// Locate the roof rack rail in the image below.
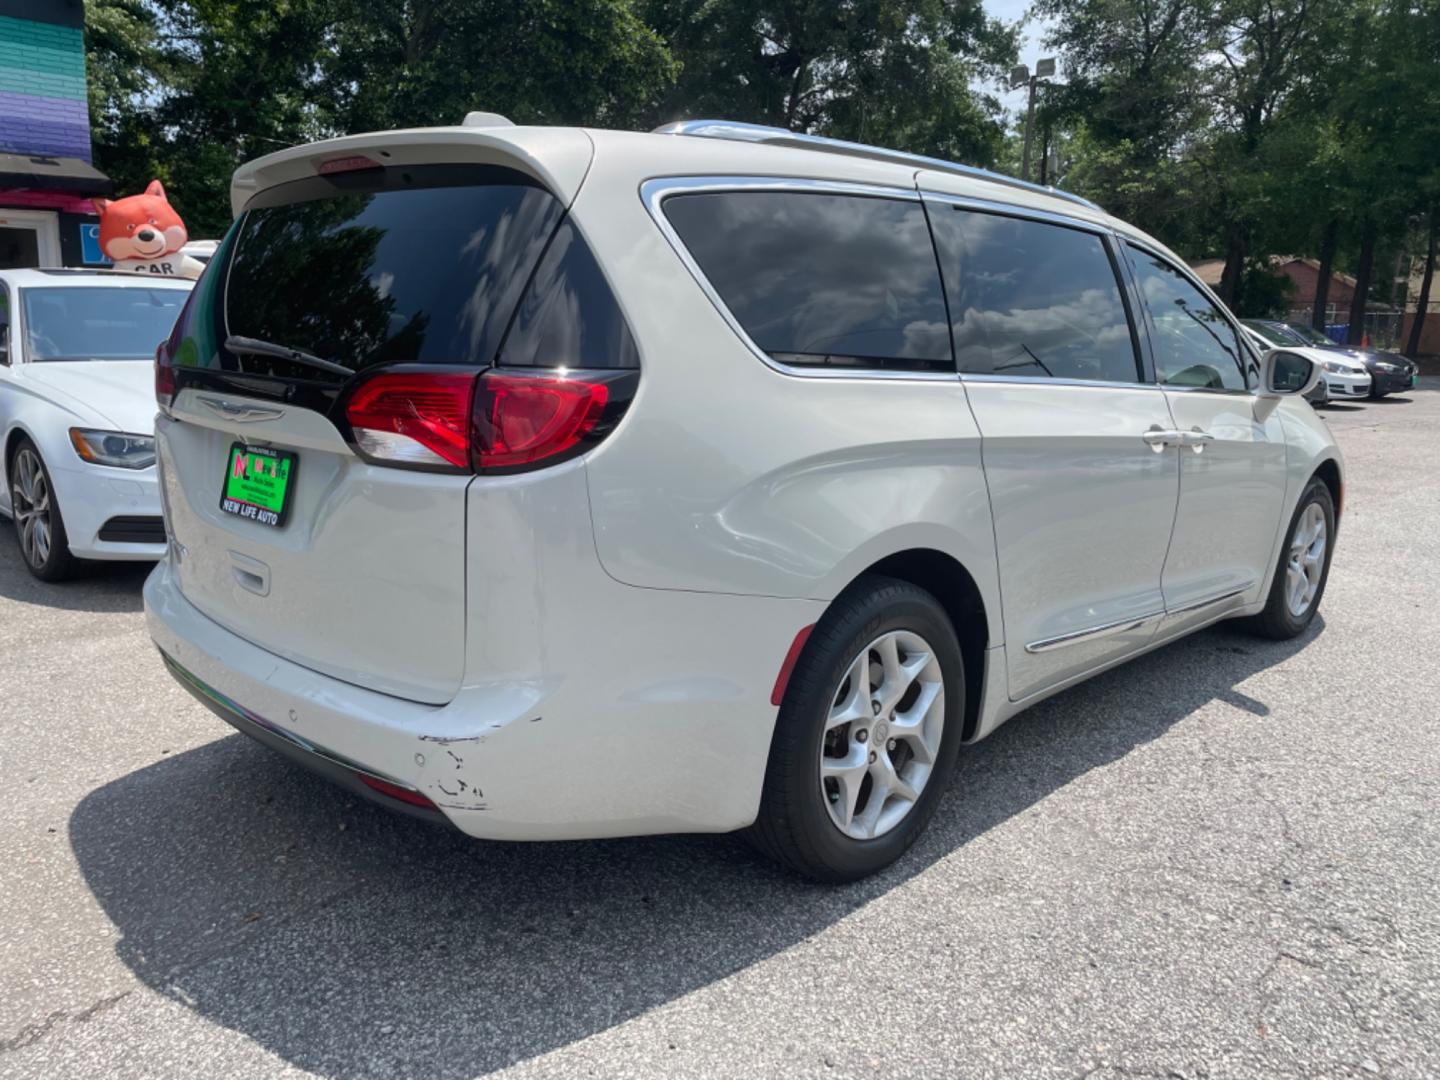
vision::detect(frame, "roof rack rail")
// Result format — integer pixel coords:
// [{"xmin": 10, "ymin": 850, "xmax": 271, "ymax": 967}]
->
[{"xmin": 652, "ymin": 119, "xmax": 1101, "ymax": 212}]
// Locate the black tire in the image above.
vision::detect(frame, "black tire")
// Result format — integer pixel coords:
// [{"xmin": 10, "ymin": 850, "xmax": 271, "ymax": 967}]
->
[
  {"xmin": 747, "ymin": 574, "xmax": 965, "ymax": 882},
  {"xmin": 7, "ymin": 438, "xmax": 79, "ymax": 582},
  {"xmin": 1240, "ymin": 477, "xmax": 1335, "ymax": 640}
]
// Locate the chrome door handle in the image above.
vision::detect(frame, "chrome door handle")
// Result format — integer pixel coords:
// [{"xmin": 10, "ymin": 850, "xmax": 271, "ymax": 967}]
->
[
  {"xmin": 1179, "ymin": 429, "xmax": 1214, "ymax": 453},
  {"xmin": 1142, "ymin": 426, "xmax": 1183, "ymax": 452}
]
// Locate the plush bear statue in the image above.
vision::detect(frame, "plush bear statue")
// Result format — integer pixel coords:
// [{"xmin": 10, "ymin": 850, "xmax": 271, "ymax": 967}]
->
[{"xmin": 93, "ymin": 180, "xmax": 205, "ymax": 279}]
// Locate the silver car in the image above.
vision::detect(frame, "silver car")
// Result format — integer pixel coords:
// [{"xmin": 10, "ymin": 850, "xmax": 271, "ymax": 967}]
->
[{"xmin": 145, "ymin": 117, "xmax": 1342, "ymax": 881}]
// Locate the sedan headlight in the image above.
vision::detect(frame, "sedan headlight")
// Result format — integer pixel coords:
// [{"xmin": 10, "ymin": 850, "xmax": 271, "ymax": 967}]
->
[
  {"xmin": 1374, "ymin": 361, "xmax": 1400, "ymax": 372},
  {"xmin": 68, "ymin": 429, "xmax": 156, "ymax": 469},
  {"xmin": 1322, "ymin": 360, "xmax": 1352, "ymax": 374}
]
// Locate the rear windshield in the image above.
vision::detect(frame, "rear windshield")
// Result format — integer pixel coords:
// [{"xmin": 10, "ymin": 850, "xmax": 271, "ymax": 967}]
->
[
  {"xmin": 222, "ymin": 164, "xmax": 563, "ymax": 373},
  {"xmin": 23, "ymin": 286, "xmax": 189, "ymax": 362}
]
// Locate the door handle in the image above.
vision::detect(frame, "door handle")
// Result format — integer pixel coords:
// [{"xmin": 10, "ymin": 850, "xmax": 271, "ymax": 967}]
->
[
  {"xmin": 1178, "ymin": 429, "xmax": 1214, "ymax": 453},
  {"xmin": 1142, "ymin": 426, "xmax": 1183, "ymax": 452}
]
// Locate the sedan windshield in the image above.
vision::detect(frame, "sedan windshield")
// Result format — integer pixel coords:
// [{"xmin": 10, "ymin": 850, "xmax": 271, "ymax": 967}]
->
[
  {"xmin": 1243, "ymin": 321, "xmax": 1305, "ymax": 347},
  {"xmin": 22, "ymin": 286, "xmax": 189, "ymax": 362},
  {"xmin": 1285, "ymin": 322, "xmax": 1335, "ymax": 347}
]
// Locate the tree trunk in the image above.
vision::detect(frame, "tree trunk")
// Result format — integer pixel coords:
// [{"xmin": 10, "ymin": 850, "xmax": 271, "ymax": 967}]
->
[
  {"xmin": 1218, "ymin": 223, "xmax": 1246, "ymax": 310},
  {"xmin": 1405, "ymin": 211, "xmax": 1437, "ymax": 358},
  {"xmin": 1312, "ymin": 218, "xmax": 1338, "ymax": 330},
  {"xmin": 1346, "ymin": 218, "xmax": 1378, "ymax": 346}
]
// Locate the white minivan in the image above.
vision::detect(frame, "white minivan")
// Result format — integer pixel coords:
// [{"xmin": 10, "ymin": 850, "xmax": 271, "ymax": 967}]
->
[{"xmin": 145, "ymin": 118, "xmax": 1341, "ymax": 880}]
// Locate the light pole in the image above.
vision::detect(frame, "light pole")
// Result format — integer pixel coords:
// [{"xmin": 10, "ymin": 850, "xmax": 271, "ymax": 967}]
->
[{"xmin": 1011, "ymin": 57, "xmax": 1056, "ymax": 184}]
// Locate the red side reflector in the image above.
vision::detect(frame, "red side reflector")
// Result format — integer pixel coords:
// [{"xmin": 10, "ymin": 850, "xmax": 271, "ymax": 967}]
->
[
  {"xmin": 473, "ymin": 371, "xmax": 609, "ymax": 470},
  {"xmin": 358, "ymin": 773, "xmax": 437, "ymax": 809},
  {"xmin": 345, "ymin": 372, "xmax": 477, "ymax": 469},
  {"xmin": 771, "ymin": 624, "xmax": 816, "ymax": 706}
]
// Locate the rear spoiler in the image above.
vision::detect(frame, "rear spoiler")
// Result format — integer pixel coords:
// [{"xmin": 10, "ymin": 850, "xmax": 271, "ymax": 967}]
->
[{"xmin": 229, "ymin": 126, "xmax": 595, "ymax": 217}]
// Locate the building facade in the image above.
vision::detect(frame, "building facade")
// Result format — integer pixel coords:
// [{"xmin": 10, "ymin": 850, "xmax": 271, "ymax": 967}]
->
[{"xmin": 0, "ymin": 0, "xmax": 112, "ymax": 269}]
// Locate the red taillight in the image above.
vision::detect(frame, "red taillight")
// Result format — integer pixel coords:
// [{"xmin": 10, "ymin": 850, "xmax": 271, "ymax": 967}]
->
[
  {"xmin": 358, "ymin": 773, "xmax": 437, "ymax": 809},
  {"xmin": 473, "ymin": 371, "xmax": 609, "ymax": 471},
  {"xmin": 345, "ymin": 372, "xmax": 477, "ymax": 469},
  {"xmin": 155, "ymin": 343, "xmax": 176, "ymax": 406}
]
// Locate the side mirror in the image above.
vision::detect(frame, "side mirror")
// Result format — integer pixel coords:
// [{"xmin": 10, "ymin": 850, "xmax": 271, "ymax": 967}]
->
[{"xmin": 1255, "ymin": 349, "xmax": 1321, "ymax": 418}]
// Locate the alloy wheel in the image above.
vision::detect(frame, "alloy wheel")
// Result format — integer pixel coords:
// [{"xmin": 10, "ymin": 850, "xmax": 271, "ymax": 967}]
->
[
  {"xmin": 11, "ymin": 448, "xmax": 53, "ymax": 570},
  {"xmin": 1285, "ymin": 501, "xmax": 1327, "ymax": 617},
  {"xmin": 820, "ymin": 629, "xmax": 945, "ymax": 840}
]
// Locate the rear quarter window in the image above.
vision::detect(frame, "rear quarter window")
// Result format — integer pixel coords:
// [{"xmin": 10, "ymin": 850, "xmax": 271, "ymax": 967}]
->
[{"xmin": 662, "ymin": 190, "xmax": 953, "ymax": 373}]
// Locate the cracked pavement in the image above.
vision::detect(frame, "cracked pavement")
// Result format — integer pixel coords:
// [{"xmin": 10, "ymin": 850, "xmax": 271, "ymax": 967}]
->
[{"xmin": 1, "ymin": 383, "xmax": 1438, "ymax": 1079}]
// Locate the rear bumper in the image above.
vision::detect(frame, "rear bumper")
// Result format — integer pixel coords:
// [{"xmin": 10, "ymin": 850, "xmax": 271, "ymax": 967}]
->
[
  {"xmin": 160, "ymin": 649, "xmax": 452, "ymax": 826},
  {"xmin": 145, "ymin": 551, "xmax": 823, "ymax": 840}
]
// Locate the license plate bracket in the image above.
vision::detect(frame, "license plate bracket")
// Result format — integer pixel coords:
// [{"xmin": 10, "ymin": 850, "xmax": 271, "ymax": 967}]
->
[{"xmin": 220, "ymin": 443, "xmax": 297, "ymax": 528}]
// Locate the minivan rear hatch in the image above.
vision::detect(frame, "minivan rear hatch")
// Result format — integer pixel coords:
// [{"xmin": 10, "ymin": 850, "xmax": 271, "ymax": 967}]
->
[{"xmin": 157, "ymin": 156, "xmax": 572, "ymax": 703}]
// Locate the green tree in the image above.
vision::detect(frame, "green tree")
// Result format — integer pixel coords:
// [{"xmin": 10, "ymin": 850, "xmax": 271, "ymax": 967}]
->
[
  {"xmin": 643, "ymin": 1, "xmax": 1018, "ymax": 164},
  {"xmin": 321, "ymin": 0, "xmax": 677, "ymax": 133}
]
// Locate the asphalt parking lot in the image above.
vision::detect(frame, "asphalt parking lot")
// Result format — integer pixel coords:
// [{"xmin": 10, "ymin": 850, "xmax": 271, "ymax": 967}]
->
[{"xmin": 2, "ymin": 383, "xmax": 1438, "ymax": 1080}]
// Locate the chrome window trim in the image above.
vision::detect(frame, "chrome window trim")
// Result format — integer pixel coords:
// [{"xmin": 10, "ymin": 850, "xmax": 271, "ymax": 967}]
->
[
  {"xmin": 961, "ymin": 374, "xmax": 1164, "ymax": 392},
  {"xmin": 639, "ymin": 175, "xmax": 959, "ymax": 383},
  {"xmin": 1120, "ymin": 237, "xmax": 1262, "ymax": 397},
  {"xmin": 918, "ymin": 190, "xmax": 1109, "ymax": 236}
]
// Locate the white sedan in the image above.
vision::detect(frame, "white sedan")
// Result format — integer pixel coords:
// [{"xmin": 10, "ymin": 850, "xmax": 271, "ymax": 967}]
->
[
  {"xmin": 0, "ymin": 268, "xmax": 192, "ymax": 580},
  {"xmin": 1242, "ymin": 323, "xmax": 1370, "ymax": 401}
]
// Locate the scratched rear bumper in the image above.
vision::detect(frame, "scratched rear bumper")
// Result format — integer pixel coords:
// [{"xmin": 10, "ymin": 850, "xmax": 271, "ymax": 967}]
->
[
  {"xmin": 144, "ymin": 557, "xmax": 527, "ymax": 836},
  {"xmin": 159, "ymin": 650, "xmax": 453, "ymax": 826}
]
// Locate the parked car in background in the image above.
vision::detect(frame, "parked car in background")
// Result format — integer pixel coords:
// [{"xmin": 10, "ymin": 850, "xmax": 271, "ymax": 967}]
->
[
  {"xmin": 0, "ymin": 268, "xmax": 193, "ymax": 580},
  {"xmin": 180, "ymin": 240, "xmax": 219, "ymax": 266},
  {"xmin": 1280, "ymin": 321, "xmax": 1418, "ymax": 398},
  {"xmin": 1242, "ymin": 319, "xmax": 1372, "ymax": 401},
  {"xmin": 1242, "ymin": 326, "xmax": 1327, "ymax": 405},
  {"xmin": 145, "ymin": 119, "xmax": 1343, "ymax": 881}
]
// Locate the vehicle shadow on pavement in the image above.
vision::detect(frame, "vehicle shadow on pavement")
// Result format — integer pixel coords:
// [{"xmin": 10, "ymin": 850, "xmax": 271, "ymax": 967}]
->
[
  {"xmin": 68, "ymin": 617, "xmax": 1321, "ymax": 1079},
  {"xmin": 0, "ymin": 541, "xmax": 151, "ymax": 612}
]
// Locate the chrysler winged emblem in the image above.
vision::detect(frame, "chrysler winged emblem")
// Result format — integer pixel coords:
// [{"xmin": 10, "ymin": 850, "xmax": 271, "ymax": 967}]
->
[{"xmin": 196, "ymin": 397, "xmax": 286, "ymax": 423}]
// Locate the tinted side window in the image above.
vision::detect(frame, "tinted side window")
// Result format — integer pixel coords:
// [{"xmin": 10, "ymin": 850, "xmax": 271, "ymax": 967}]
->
[
  {"xmin": 929, "ymin": 207, "xmax": 1140, "ymax": 382},
  {"xmin": 663, "ymin": 191, "xmax": 952, "ymax": 372},
  {"xmin": 497, "ymin": 219, "xmax": 638, "ymax": 369},
  {"xmin": 1127, "ymin": 245, "xmax": 1248, "ymax": 391}
]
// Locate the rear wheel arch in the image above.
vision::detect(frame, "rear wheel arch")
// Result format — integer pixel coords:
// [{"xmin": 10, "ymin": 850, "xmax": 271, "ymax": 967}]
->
[{"xmin": 837, "ymin": 548, "xmax": 989, "ymax": 742}]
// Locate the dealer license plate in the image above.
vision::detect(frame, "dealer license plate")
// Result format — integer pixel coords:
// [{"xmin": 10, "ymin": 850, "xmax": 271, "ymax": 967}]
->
[{"xmin": 220, "ymin": 443, "xmax": 296, "ymax": 528}]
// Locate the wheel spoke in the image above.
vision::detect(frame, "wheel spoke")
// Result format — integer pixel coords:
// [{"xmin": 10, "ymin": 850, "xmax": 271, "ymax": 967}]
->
[
  {"xmin": 821, "ymin": 748, "xmax": 868, "ymax": 830},
  {"xmin": 874, "ymin": 634, "xmax": 904, "ymax": 709},
  {"xmin": 17, "ymin": 453, "xmax": 36, "ymax": 501},
  {"xmin": 826, "ymin": 652, "xmax": 871, "ymax": 732}
]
